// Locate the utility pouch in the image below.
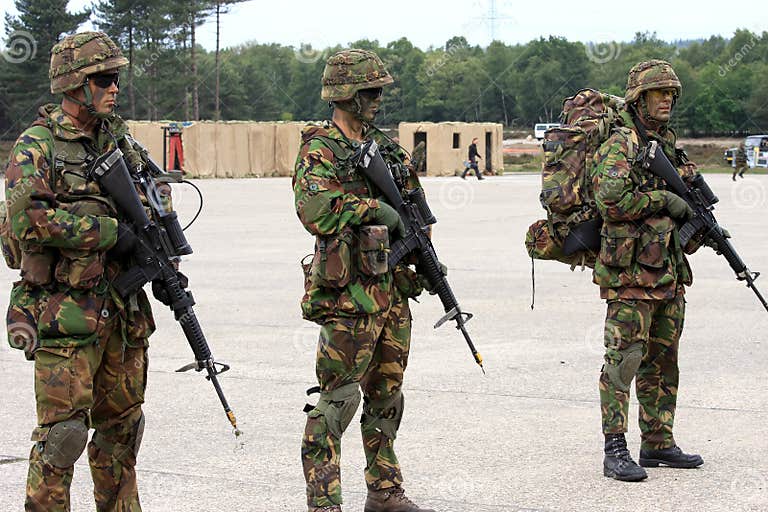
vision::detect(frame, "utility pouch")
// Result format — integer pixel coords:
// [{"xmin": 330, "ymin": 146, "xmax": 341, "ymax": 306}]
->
[
  {"xmin": 357, "ymin": 225, "xmax": 389, "ymax": 277},
  {"xmin": 20, "ymin": 245, "xmax": 55, "ymax": 286},
  {"xmin": 310, "ymin": 227, "xmax": 353, "ymax": 288},
  {"xmin": 55, "ymin": 250, "xmax": 105, "ymax": 290},
  {"xmin": 37, "ymin": 289, "xmax": 104, "ymax": 347},
  {"xmin": 599, "ymin": 224, "xmax": 638, "ymax": 268},
  {"xmin": 636, "ymin": 218, "xmax": 673, "ymax": 269}
]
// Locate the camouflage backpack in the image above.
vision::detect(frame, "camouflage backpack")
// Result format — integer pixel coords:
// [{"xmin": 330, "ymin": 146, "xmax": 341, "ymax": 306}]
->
[{"xmin": 525, "ymin": 88, "xmax": 625, "ymax": 270}]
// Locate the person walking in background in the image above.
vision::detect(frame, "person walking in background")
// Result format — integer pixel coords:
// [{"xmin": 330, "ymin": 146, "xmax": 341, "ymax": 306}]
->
[
  {"xmin": 733, "ymin": 141, "xmax": 748, "ymax": 181},
  {"xmin": 461, "ymin": 137, "xmax": 484, "ymax": 180}
]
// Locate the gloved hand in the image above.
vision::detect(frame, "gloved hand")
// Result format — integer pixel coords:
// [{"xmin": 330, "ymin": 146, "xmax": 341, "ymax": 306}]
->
[
  {"xmin": 371, "ymin": 202, "xmax": 405, "ymax": 238},
  {"xmin": 418, "ymin": 261, "xmax": 448, "ymax": 294},
  {"xmin": 152, "ymin": 272, "xmax": 189, "ymax": 306},
  {"xmin": 662, "ymin": 191, "xmax": 694, "ymax": 221},
  {"xmin": 109, "ymin": 222, "xmax": 137, "ymax": 257}
]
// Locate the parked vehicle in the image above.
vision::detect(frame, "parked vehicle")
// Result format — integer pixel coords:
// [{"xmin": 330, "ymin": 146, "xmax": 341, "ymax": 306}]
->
[
  {"xmin": 534, "ymin": 123, "xmax": 560, "ymax": 140},
  {"xmin": 745, "ymin": 135, "xmax": 768, "ymax": 168}
]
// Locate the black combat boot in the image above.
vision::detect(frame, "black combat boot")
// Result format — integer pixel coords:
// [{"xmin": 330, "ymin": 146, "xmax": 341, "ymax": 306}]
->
[
  {"xmin": 603, "ymin": 433, "xmax": 648, "ymax": 482},
  {"xmin": 639, "ymin": 445, "xmax": 704, "ymax": 468},
  {"xmin": 364, "ymin": 487, "xmax": 436, "ymax": 512},
  {"xmin": 308, "ymin": 506, "xmax": 342, "ymax": 512}
]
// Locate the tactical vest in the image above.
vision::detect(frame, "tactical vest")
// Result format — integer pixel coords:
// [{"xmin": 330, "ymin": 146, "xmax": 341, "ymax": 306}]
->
[
  {"xmin": 9, "ymin": 122, "xmax": 118, "ymax": 289},
  {"xmin": 306, "ymin": 125, "xmax": 412, "ymax": 200}
]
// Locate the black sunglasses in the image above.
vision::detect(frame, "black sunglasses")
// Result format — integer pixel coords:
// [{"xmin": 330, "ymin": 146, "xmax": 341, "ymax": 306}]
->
[
  {"xmin": 89, "ymin": 73, "xmax": 120, "ymax": 89},
  {"xmin": 358, "ymin": 87, "xmax": 383, "ymax": 100}
]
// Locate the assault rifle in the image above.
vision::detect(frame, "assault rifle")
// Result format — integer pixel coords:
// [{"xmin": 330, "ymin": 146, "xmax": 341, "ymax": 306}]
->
[
  {"xmin": 89, "ymin": 141, "xmax": 242, "ymax": 436},
  {"xmin": 356, "ymin": 141, "xmax": 485, "ymax": 373},
  {"xmin": 642, "ymin": 140, "xmax": 768, "ymax": 313}
]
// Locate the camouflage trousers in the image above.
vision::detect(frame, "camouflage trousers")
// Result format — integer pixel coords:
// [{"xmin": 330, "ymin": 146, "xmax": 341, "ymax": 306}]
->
[
  {"xmin": 599, "ymin": 295, "xmax": 685, "ymax": 450},
  {"xmin": 301, "ymin": 298, "xmax": 411, "ymax": 508},
  {"xmin": 26, "ymin": 310, "xmax": 147, "ymax": 512}
]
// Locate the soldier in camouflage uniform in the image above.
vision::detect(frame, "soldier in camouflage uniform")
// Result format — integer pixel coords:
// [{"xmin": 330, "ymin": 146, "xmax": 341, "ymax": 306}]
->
[
  {"xmin": 293, "ymin": 49, "xmax": 435, "ymax": 512},
  {"xmin": 410, "ymin": 141, "xmax": 426, "ymax": 175},
  {"xmin": 3, "ymin": 32, "xmax": 169, "ymax": 511},
  {"xmin": 592, "ymin": 60, "xmax": 704, "ymax": 482},
  {"xmin": 732, "ymin": 141, "xmax": 748, "ymax": 181}
]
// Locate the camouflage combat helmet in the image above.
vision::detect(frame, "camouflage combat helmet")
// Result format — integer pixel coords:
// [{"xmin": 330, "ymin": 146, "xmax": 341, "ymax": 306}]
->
[
  {"xmin": 625, "ymin": 59, "xmax": 681, "ymax": 104},
  {"xmin": 321, "ymin": 49, "xmax": 394, "ymax": 102},
  {"xmin": 50, "ymin": 32, "xmax": 128, "ymax": 94}
]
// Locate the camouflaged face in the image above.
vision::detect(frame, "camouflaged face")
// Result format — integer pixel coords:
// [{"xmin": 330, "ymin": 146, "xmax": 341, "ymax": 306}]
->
[
  {"xmin": 599, "ymin": 295, "xmax": 684, "ymax": 450},
  {"xmin": 50, "ymin": 32, "xmax": 128, "ymax": 94},
  {"xmin": 625, "ymin": 60, "xmax": 681, "ymax": 104},
  {"xmin": 321, "ymin": 49, "xmax": 394, "ymax": 101}
]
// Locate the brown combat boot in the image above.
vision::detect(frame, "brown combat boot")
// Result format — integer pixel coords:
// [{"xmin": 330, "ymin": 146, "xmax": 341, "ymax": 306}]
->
[
  {"xmin": 364, "ymin": 487, "xmax": 436, "ymax": 512},
  {"xmin": 308, "ymin": 506, "xmax": 342, "ymax": 512}
]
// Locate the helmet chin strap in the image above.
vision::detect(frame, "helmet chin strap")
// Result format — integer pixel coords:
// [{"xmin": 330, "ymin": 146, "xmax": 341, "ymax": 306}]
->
[
  {"xmin": 636, "ymin": 93, "xmax": 669, "ymax": 131},
  {"xmin": 66, "ymin": 82, "xmax": 113, "ymax": 119},
  {"xmin": 334, "ymin": 92, "xmax": 374, "ymax": 123}
]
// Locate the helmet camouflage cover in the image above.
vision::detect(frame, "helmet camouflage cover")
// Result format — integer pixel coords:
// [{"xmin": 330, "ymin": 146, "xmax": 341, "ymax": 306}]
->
[
  {"xmin": 625, "ymin": 59, "xmax": 681, "ymax": 104},
  {"xmin": 50, "ymin": 31, "xmax": 129, "ymax": 94},
  {"xmin": 321, "ymin": 49, "xmax": 394, "ymax": 102}
]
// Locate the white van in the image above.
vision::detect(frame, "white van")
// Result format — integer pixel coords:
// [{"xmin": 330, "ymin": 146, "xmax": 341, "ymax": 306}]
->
[
  {"xmin": 534, "ymin": 123, "xmax": 560, "ymax": 140},
  {"xmin": 744, "ymin": 135, "xmax": 768, "ymax": 168}
]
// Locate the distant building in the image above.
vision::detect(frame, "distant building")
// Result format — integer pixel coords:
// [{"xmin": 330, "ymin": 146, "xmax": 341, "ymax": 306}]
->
[
  {"xmin": 125, "ymin": 120, "xmax": 505, "ymax": 178},
  {"xmin": 398, "ymin": 122, "xmax": 504, "ymax": 176},
  {"xmin": 127, "ymin": 120, "xmax": 305, "ymax": 177}
]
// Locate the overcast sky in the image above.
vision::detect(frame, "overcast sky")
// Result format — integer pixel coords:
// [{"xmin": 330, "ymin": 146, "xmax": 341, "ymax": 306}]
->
[{"xmin": 2, "ymin": 0, "xmax": 766, "ymax": 52}]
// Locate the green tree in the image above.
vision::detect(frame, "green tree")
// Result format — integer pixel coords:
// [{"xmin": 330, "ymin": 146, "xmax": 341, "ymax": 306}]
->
[{"xmin": 2, "ymin": 0, "xmax": 89, "ymax": 135}]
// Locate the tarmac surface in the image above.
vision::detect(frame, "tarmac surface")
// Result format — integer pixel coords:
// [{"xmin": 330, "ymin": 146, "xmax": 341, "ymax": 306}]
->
[{"xmin": 1, "ymin": 174, "xmax": 767, "ymax": 512}]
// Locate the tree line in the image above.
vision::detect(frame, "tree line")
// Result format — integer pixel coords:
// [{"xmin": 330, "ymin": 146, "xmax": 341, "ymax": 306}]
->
[{"xmin": 2, "ymin": 0, "xmax": 767, "ymax": 139}]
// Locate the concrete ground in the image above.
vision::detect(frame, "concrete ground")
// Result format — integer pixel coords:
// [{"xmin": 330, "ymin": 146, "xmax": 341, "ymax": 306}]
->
[{"xmin": 1, "ymin": 175, "xmax": 766, "ymax": 512}]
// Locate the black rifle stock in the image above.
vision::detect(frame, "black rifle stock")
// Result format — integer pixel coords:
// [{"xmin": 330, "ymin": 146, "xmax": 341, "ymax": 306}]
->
[
  {"xmin": 642, "ymin": 140, "xmax": 768, "ymax": 313},
  {"xmin": 356, "ymin": 141, "xmax": 485, "ymax": 373},
  {"xmin": 90, "ymin": 148, "xmax": 242, "ymax": 436}
]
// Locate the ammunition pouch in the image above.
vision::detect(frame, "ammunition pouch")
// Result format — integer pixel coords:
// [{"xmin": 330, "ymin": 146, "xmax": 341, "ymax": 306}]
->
[
  {"xmin": 357, "ymin": 225, "xmax": 389, "ymax": 277},
  {"xmin": 599, "ymin": 224, "xmax": 638, "ymax": 268},
  {"xmin": 310, "ymin": 227, "xmax": 354, "ymax": 288},
  {"xmin": 20, "ymin": 245, "xmax": 56, "ymax": 286}
]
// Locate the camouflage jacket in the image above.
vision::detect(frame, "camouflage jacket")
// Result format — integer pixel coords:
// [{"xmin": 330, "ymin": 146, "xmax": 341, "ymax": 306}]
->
[
  {"xmin": 5, "ymin": 104, "xmax": 160, "ymax": 351},
  {"xmin": 293, "ymin": 121, "xmax": 423, "ymax": 323},
  {"xmin": 591, "ymin": 109, "xmax": 693, "ymax": 300}
]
